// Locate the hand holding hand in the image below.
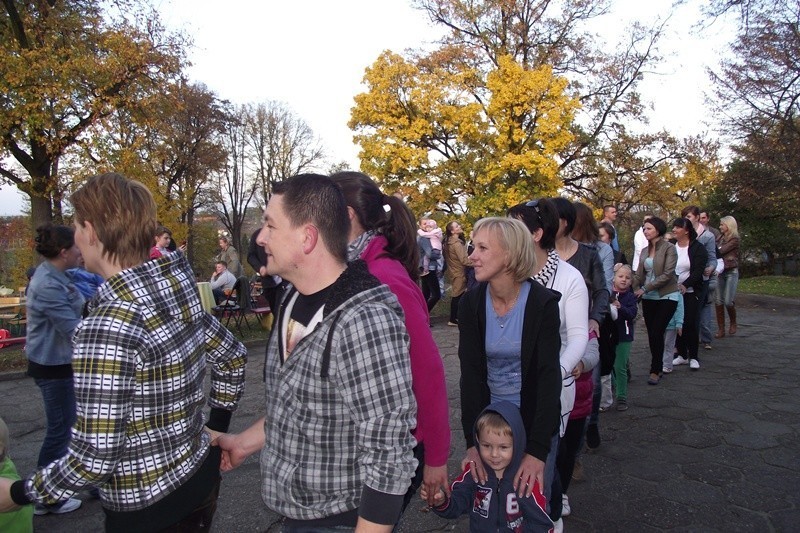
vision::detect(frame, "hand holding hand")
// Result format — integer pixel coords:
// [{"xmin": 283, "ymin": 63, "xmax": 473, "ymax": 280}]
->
[
  {"xmin": 216, "ymin": 433, "xmax": 249, "ymax": 472},
  {"xmin": 571, "ymin": 361, "xmax": 585, "ymax": 378},
  {"xmin": 419, "ymin": 486, "xmax": 445, "ymax": 507},
  {"xmin": 421, "ymin": 464, "xmax": 450, "ymax": 507}
]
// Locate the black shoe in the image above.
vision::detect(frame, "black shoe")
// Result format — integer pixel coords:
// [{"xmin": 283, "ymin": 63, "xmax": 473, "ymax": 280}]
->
[{"xmin": 586, "ymin": 423, "xmax": 600, "ymax": 449}]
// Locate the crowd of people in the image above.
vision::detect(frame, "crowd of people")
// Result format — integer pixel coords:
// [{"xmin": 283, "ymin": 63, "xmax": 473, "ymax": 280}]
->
[{"xmin": 0, "ymin": 169, "xmax": 742, "ymax": 532}]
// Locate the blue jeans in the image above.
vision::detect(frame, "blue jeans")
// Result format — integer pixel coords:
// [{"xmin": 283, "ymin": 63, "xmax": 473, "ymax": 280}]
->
[
  {"xmin": 700, "ymin": 277, "xmax": 716, "ymax": 343},
  {"xmin": 715, "ymin": 268, "xmax": 739, "ymax": 307},
  {"xmin": 34, "ymin": 378, "xmax": 76, "ymax": 468}
]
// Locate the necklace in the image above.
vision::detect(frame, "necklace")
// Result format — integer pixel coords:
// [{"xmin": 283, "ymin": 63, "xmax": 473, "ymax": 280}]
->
[{"xmin": 491, "ymin": 285, "xmax": 521, "ymax": 328}]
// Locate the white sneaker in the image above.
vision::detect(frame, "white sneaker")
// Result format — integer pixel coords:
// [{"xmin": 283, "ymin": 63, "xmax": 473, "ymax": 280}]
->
[
  {"xmin": 34, "ymin": 497, "xmax": 82, "ymax": 515},
  {"xmin": 662, "ymin": 366, "xmax": 673, "ymax": 374},
  {"xmin": 673, "ymin": 356, "xmax": 689, "ymax": 366},
  {"xmin": 690, "ymin": 359, "xmax": 700, "ymax": 370},
  {"xmin": 553, "ymin": 517, "xmax": 564, "ymax": 533},
  {"xmin": 562, "ymin": 493, "xmax": 571, "ymax": 516}
]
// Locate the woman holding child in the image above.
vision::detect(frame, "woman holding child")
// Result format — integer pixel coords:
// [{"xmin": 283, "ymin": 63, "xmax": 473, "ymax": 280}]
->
[{"xmin": 457, "ymin": 217, "xmax": 562, "ymax": 503}]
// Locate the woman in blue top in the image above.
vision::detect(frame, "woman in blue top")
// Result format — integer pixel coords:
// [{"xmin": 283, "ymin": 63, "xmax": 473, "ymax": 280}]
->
[
  {"xmin": 458, "ymin": 217, "xmax": 562, "ymax": 504},
  {"xmin": 633, "ymin": 217, "xmax": 680, "ymax": 385},
  {"xmin": 25, "ymin": 224, "xmax": 85, "ymax": 515}
]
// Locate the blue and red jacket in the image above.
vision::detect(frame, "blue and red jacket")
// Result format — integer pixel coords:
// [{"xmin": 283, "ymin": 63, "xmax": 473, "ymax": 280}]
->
[{"xmin": 432, "ymin": 401, "xmax": 554, "ymax": 532}]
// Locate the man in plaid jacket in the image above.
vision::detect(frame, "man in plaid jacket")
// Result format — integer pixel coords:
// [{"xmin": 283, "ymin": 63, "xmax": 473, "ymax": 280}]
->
[{"xmin": 218, "ymin": 174, "xmax": 418, "ymax": 532}]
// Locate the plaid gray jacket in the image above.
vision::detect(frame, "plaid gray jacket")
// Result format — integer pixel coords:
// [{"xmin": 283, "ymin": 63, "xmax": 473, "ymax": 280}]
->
[{"xmin": 261, "ymin": 261, "xmax": 417, "ymax": 521}]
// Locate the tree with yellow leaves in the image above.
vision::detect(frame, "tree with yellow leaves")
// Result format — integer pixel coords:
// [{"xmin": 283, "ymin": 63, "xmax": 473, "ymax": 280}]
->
[
  {"xmin": 0, "ymin": 0, "xmax": 185, "ymax": 229},
  {"xmin": 351, "ymin": 0, "xmax": 714, "ymax": 222},
  {"xmin": 351, "ymin": 51, "xmax": 578, "ymax": 218}
]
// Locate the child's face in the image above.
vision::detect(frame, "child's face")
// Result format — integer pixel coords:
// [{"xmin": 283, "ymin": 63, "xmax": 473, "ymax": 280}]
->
[
  {"xmin": 614, "ymin": 269, "xmax": 632, "ymax": 291},
  {"xmin": 477, "ymin": 428, "xmax": 513, "ymax": 477}
]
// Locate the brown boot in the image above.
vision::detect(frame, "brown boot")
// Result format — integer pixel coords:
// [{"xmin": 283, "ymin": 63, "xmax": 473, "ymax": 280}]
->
[
  {"xmin": 715, "ymin": 304, "xmax": 726, "ymax": 338},
  {"xmin": 727, "ymin": 305, "xmax": 737, "ymax": 335}
]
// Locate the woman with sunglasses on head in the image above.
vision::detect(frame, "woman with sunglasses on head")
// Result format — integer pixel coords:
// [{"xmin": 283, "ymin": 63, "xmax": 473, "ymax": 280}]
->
[{"xmin": 508, "ymin": 198, "xmax": 591, "ymax": 524}]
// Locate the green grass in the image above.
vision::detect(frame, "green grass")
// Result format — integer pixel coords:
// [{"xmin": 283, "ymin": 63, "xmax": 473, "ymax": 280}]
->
[{"xmin": 738, "ymin": 275, "xmax": 800, "ymax": 299}]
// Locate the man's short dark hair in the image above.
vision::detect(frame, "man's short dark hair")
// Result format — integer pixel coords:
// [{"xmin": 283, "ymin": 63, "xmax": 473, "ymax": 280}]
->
[
  {"xmin": 272, "ymin": 174, "xmax": 350, "ymax": 262},
  {"xmin": 216, "ymin": 261, "xmax": 228, "ymax": 268}
]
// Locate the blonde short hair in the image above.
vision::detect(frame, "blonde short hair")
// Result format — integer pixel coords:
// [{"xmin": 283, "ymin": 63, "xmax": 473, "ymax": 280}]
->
[
  {"xmin": 472, "ymin": 217, "xmax": 537, "ymax": 283},
  {"xmin": 475, "ymin": 411, "xmax": 513, "ymax": 439}
]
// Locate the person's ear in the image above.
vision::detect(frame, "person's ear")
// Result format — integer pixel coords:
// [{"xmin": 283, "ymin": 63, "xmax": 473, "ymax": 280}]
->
[{"xmin": 303, "ymin": 224, "xmax": 319, "ymax": 254}]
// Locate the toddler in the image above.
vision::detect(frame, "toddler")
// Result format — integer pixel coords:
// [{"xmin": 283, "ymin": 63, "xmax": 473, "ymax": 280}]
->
[
  {"xmin": 611, "ymin": 264, "xmax": 638, "ymax": 411},
  {"xmin": 418, "ymin": 219, "xmax": 443, "ymax": 271},
  {"xmin": 421, "ymin": 401, "xmax": 553, "ymax": 532}
]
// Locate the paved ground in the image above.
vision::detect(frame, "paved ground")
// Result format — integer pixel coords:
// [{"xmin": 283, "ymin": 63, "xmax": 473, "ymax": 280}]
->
[{"xmin": 1, "ymin": 293, "xmax": 799, "ymax": 532}]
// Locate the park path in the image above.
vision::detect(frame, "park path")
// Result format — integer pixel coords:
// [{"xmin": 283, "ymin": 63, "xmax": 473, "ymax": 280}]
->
[{"xmin": 1, "ymin": 294, "xmax": 798, "ymax": 531}]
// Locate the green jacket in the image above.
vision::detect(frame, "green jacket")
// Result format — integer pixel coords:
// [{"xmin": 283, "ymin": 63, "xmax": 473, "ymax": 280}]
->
[{"xmin": 0, "ymin": 456, "xmax": 33, "ymax": 533}]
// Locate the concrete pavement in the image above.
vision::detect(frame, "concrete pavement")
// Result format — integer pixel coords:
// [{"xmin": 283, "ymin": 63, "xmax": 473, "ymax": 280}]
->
[{"xmin": 1, "ymin": 294, "xmax": 798, "ymax": 531}]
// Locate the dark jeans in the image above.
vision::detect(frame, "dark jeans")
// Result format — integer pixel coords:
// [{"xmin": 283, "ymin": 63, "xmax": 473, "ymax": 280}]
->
[
  {"xmin": 420, "ymin": 270, "xmax": 441, "ymax": 313},
  {"xmin": 676, "ymin": 292, "xmax": 701, "ymax": 360},
  {"xmin": 642, "ymin": 299, "xmax": 678, "ymax": 375},
  {"xmin": 34, "ymin": 378, "xmax": 76, "ymax": 468},
  {"xmin": 158, "ymin": 476, "xmax": 221, "ymax": 533},
  {"xmin": 212, "ymin": 287, "xmax": 226, "ymax": 304}
]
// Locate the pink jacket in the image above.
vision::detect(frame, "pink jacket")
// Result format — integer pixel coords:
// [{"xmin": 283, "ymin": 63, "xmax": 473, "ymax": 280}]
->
[
  {"xmin": 360, "ymin": 236, "xmax": 451, "ymax": 466},
  {"xmin": 570, "ymin": 372, "xmax": 594, "ymax": 420}
]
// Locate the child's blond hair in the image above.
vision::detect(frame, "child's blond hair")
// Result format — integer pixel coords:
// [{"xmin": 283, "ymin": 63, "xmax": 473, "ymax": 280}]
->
[
  {"xmin": 475, "ymin": 411, "xmax": 513, "ymax": 439},
  {"xmin": 613, "ymin": 263, "xmax": 632, "ymax": 277}
]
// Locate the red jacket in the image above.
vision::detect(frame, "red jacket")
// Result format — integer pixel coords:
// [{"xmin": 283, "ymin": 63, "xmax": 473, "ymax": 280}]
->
[{"xmin": 360, "ymin": 235, "xmax": 451, "ymax": 466}]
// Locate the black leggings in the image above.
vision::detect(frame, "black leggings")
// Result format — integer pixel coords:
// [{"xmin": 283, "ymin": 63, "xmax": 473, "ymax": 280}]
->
[
  {"xmin": 676, "ymin": 292, "xmax": 701, "ymax": 360},
  {"xmin": 449, "ymin": 294, "xmax": 462, "ymax": 323},
  {"xmin": 557, "ymin": 416, "xmax": 587, "ymax": 496},
  {"xmin": 642, "ymin": 299, "xmax": 678, "ymax": 375},
  {"xmin": 420, "ymin": 270, "xmax": 441, "ymax": 312}
]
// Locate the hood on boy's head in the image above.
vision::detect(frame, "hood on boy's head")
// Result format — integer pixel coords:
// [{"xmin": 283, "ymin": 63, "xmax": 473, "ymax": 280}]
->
[{"xmin": 473, "ymin": 400, "xmax": 527, "ymax": 478}]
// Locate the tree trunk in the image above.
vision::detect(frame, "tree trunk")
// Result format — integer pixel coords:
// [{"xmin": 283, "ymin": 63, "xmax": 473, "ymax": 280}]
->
[
  {"xmin": 186, "ymin": 207, "xmax": 195, "ymax": 266},
  {"xmin": 29, "ymin": 194, "xmax": 53, "ymax": 231}
]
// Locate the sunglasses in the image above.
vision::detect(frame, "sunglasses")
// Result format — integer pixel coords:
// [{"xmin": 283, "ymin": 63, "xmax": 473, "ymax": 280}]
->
[{"xmin": 525, "ymin": 199, "xmax": 543, "ymax": 226}]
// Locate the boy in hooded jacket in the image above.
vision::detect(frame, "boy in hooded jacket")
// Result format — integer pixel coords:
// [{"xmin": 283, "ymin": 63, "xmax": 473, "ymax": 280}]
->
[{"xmin": 422, "ymin": 401, "xmax": 554, "ymax": 532}]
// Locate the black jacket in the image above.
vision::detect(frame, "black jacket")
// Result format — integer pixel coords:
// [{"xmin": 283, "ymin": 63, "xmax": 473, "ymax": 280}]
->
[{"xmin": 457, "ymin": 279, "xmax": 562, "ymax": 461}]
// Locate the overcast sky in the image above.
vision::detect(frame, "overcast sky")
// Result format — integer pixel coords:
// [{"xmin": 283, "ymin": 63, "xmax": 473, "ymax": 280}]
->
[{"xmin": 0, "ymin": 0, "xmax": 734, "ymax": 215}]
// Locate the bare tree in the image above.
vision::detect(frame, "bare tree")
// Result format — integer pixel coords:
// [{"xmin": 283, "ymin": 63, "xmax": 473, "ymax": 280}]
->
[
  {"xmin": 243, "ymin": 101, "xmax": 325, "ymax": 204},
  {"xmin": 212, "ymin": 108, "xmax": 258, "ymax": 258}
]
